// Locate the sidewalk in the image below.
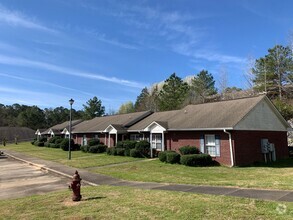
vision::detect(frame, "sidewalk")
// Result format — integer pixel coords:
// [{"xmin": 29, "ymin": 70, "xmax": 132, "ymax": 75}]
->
[{"xmin": 3, "ymin": 149, "xmax": 293, "ymax": 202}]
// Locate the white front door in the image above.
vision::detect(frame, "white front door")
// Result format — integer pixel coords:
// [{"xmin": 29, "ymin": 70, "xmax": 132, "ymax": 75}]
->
[{"xmin": 151, "ymin": 133, "xmax": 162, "ymax": 150}]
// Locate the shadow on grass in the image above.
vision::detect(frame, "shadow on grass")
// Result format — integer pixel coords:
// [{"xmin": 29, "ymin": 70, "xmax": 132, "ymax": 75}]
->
[
  {"xmin": 240, "ymin": 158, "xmax": 293, "ymax": 168},
  {"xmin": 83, "ymin": 196, "xmax": 106, "ymax": 201}
]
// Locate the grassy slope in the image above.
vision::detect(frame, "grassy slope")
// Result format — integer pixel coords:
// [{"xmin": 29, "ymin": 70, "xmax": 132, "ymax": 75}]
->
[
  {"xmin": 2, "ymin": 142, "xmax": 293, "ymax": 190},
  {"xmin": 0, "ymin": 186, "xmax": 292, "ymax": 220},
  {"xmin": 1, "ymin": 142, "xmax": 143, "ymax": 168}
]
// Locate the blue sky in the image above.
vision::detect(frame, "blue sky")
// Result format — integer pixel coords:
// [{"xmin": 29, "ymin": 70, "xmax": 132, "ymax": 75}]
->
[{"xmin": 0, "ymin": 0, "xmax": 292, "ymax": 112}]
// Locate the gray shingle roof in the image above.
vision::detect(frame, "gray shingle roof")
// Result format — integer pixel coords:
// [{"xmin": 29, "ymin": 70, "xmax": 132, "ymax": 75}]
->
[
  {"xmin": 72, "ymin": 111, "xmax": 152, "ymax": 133},
  {"xmin": 41, "ymin": 119, "xmax": 83, "ymax": 135},
  {"xmin": 128, "ymin": 95, "xmax": 269, "ymax": 131}
]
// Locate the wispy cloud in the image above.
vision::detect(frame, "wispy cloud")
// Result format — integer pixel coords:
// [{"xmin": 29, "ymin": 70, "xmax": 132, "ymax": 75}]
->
[
  {"xmin": 0, "ymin": 54, "xmax": 145, "ymax": 88},
  {"xmin": 0, "ymin": 4, "xmax": 57, "ymax": 33},
  {"xmin": 0, "ymin": 72, "xmax": 95, "ymax": 96}
]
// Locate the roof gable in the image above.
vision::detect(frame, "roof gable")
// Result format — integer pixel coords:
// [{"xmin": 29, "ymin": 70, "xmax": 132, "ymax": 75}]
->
[{"xmin": 235, "ymin": 96, "xmax": 290, "ymax": 131}]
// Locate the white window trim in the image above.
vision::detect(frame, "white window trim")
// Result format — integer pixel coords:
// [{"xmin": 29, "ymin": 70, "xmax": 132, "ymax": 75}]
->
[{"xmin": 205, "ymin": 134, "xmax": 216, "ymax": 157}]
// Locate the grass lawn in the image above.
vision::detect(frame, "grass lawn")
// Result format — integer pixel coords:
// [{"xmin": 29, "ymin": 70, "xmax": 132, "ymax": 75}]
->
[
  {"xmin": 1, "ymin": 142, "xmax": 143, "ymax": 168},
  {"xmin": 0, "ymin": 185, "xmax": 292, "ymax": 220},
  {"xmin": 2, "ymin": 142, "xmax": 293, "ymax": 190},
  {"xmin": 93, "ymin": 159, "xmax": 293, "ymax": 190}
]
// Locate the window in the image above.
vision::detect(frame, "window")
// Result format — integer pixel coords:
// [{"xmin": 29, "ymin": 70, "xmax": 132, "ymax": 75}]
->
[
  {"xmin": 130, "ymin": 134, "xmax": 143, "ymax": 141},
  {"xmin": 151, "ymin": 133, "xmax": 162, "ymax": 150},
  {"xmin": 205, "ymin": 135, "xmax": 216, "ymax": 156},
  {"xmin": 201, "ymin": 134, "xmax": 220, "ymax": 157}
]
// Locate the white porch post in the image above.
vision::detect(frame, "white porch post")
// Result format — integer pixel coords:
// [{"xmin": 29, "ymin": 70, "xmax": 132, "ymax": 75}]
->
[
  {"xmin": 150, "ymin": 132, "xmax": 153, "ymax": 158},
  {"xmin": 108, "ymin": 133, "xmax": 111, "ymax": 147},
  {"xmin": 115, "ymin": 132, "xmax": 118, "ymax": 147},
  {"xmin": 161, "ymin": 132, "xmax": 165, "ymax": 151}
]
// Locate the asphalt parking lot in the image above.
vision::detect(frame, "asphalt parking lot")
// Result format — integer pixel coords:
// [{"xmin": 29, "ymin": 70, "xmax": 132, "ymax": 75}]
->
[{"xmin": 0, "ymin": 155, "xmax": 70, "ymax": 200}]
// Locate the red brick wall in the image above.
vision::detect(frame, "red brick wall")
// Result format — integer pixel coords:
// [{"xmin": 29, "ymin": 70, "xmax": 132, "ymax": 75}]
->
[
  {"xmin": 74, "ymin": 133, "xmax": 107, "ymax": 146},
  {"xmin": 165, "ymin": 131, "xmax": 232, "ymax": 166},
  {"xmin": 232, "ymin": 130, "xmax": 288, "ymax": 166}
]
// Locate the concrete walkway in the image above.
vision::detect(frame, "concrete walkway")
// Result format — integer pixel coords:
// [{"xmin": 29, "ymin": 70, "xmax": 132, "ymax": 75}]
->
[{"xmin": 3, "ymin": 149, "xmax": 293, "ymax": 202}]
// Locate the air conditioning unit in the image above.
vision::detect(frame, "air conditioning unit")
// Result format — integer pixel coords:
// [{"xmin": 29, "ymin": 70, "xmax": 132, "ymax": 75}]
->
[{"xmin": 261, "ymin": 139, "xmax": 269, "ymax": 154}]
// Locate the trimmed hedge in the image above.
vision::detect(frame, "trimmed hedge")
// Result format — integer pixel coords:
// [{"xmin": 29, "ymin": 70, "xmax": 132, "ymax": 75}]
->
[
  {"xmin": 158, "ymin": 151, "xmax": 167, "ymax": 162},
  {"xmin": 81, "ymin": 145, "xmax": 90, "ymax": 153},
  {"xmin": 48, "ymin": 136, "xmax": 62, "ymax": 144},
  {"xmin": 123, "ymin": 140, "xmax": 137, "ymax": 150},
  {"xmin": 179, "ymin": 145, "xmax": 200, "ymax": 155},
  {"xmin": 180, "ymin": 154, "xmax": 213, "ymax": 167},
  {"xmin": 49, "ymin": 143, "xmax": 59, "ymax": 148},
  {"xmin": 166, "ymin": 151, "xmax": 180, "ymax": 164},
  {"xmin": 88, "ymin": 145, "xmax": 107, "ymax": 154},
  {"xmin": 88, "ymin": 138, "xmax": 100, "ymax": 146},
  {"xmin": 115, "ymin": 148, "xmax": 125, "ymax": 156},
  {"xmin": 135, "ymin": 140, "xmax": 150, "ymax": 157},
  {"xmin": 130, "ymin": 149, "xmax": 142, "ymax": 158},
  {"xmin": 34, "ymin": 141, "xmax": 44, "ymax": 147},
  {"xmin": 106, "ymin": 147, "xmax": 117, "ymax": 155},
  {"xmin": 60, "ymin": 138, "xmax": 75, "ymax": 151}
]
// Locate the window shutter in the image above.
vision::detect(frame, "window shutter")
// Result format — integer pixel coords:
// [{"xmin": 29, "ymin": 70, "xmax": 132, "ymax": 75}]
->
[
  {"xmin": 215, "ymin": 135, "xmax": 220, "ymax": 156},
  {"xmin": 200, "ymin": 134, "xmax": 205, "ymax": 153}
]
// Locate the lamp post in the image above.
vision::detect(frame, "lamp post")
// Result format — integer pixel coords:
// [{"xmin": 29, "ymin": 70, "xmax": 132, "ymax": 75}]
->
[{"xmin": 68, "ymin": 98, "xmax": 74, "ymax": 160}]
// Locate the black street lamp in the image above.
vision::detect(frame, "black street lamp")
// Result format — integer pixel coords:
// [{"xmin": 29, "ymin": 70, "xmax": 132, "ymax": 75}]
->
[{"xmin": 68, "ymin": 98, "xmax": 74, "ymax": 160}]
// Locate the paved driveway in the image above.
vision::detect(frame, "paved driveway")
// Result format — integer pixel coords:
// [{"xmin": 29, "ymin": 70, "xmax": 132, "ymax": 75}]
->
[{"xmin": 0, "ymin": 156, "xmax": 70, "ymax": 200}]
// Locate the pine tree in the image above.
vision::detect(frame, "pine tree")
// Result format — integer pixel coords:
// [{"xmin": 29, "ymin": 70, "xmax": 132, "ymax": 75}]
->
[
  {"xmin": 191, "ymin": 70, "xmax": 217, "ymax": 103},
  {"xmin": 158, "ymin": 73, "xmax": 189, "ymax": 111},
  {"xmin": 134, "ymin": 87, "xmax": 150, "ymax": 112},
  {"xmin": 83, "ymin": 96, "xmax": 105, "ymax": 119},
  {"xmin": 252, "ymin": 45, "xmax": 293, "ymax": 99}
]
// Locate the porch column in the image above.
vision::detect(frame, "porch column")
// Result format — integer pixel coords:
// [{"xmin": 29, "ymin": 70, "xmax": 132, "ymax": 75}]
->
[
  {"xmin": 150, "ymin": 133, "xmax": 153, "ymax": 158},
  {"xmin": 108, "ymin": 133, "xmax": 111, "ymax": 147},
  {"xmin": 161, "ymin": 132, "xmax": 165, "ymax": 151},
  {"xmin": 115, "ymin": 132, "xmax": 118, "ymax": 147}
]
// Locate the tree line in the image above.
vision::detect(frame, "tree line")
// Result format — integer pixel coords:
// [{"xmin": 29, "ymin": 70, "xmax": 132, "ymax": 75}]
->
[{"xmin": 0, "ymin": 96, "xmax": 105, "ymax": 130}]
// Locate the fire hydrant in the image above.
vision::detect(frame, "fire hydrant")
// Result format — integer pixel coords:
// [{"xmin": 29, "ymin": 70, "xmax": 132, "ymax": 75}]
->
[{"xmin": 69, "ymin": 170, "xmax": 82, "ymax": 201}]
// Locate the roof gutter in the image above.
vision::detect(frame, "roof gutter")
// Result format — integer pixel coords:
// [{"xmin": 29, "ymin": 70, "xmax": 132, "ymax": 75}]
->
[{"xmin": 223, "ymin": 129, "xmax": 234, "ymax": 167}]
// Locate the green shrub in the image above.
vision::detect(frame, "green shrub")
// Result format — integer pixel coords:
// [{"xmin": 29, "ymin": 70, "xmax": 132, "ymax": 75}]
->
[
  {"xmin": 124, "ymin": 149, "xmax": 131, "ymax": 156},
  {"xmin": 158, "ymin": 151, "xmax": 167, "ymax": 162},
  {"xmin": 96, "ymin": 144, "xmax": 107, "ymax": 153},
  {"xmin": 31, "ymin": 140, "xmax": 35, "ymax": 145},
  {"xmin": 89, "ymin": 145, "xmax": 99, "ymax": 153},
  {"xmin": 179, "ymin": 146, "xmax": 200, "ymax": 155},
  {"xmin": 106, "ymin": 147, "xmax": 117, "ymax": 155},
  {"xmin": 81, "ymin": 145, "xmax": 90, "ymax": 153},
  {"xmin": 44, "ymin": 142, "xmax": 50, "ymax": 147},
  {"xmin": 88, "ymin": 138, "xmax": 100, "ymax": 146},
  {"xmin": 106, "ymin": 147, "xmax": 112, "ymax": 155},
  {"xmin": 116, "ymin": 141, "xmax": 124, "ymax": 148},
  {"xmin": 74, "ymin": 144, "xmax": 81, "ymax": 151},
  {"xmin": 60, "ymin": 138, "xmax": 75, "ymax": 151},
  {"xmin": 48, "ymin": 136, "xmax": 62, "ymax": 144},
  {"xmin": 88, "ymin": 144, "xmax": 107, "ymax": 153},
  {"xmin": 34, "ymin": 141, "xmax": 44, "ymax": 147},
  {"xmin": 180, "ymin": 154, "xmax": 213, "ymax": 167},
  {"xmin": 130, "ymin": 149, "xmax": 142, "ymax": 158},
  {"xmin": 166, "ymin": 151, "xmax": 180, "ymax": 164},
  {"xmin": 39, "ymin": 137, "xmax": 47, "ymax": 143},
  {"xmin": 123, "ymin": 140, "xmax": 137, "ymax": 150},
  {"xmin": 115, "ymin": 148, "xmax": 125, "ymax": 156},
  {"xmin": 49, "ymin": 143, "xmax": 59, "ymax": 148},
  {"xmin": 135, "ymin": 140, "xmax": 150, "ymax": 157}
]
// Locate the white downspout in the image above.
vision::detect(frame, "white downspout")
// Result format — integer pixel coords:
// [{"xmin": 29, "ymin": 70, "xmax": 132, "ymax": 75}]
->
[{"xmin": 223, "ymin": 129, "xmax": 234, "ymax": 167}]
